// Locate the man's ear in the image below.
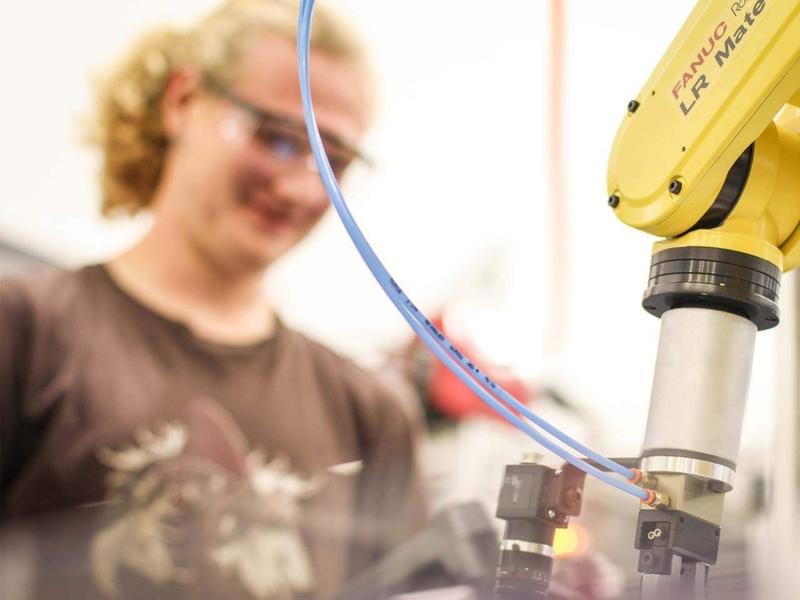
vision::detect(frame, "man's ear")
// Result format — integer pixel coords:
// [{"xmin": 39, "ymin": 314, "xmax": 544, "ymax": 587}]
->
[{"xmin": 162, "ymin": 67, "xmax": 204, "ymax": 140}]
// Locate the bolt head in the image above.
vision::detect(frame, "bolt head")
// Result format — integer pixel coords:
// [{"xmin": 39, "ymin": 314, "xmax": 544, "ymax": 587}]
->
[
  {"xmin": 608, "ymin": 194, "xmax": 620, "ymax": 208},
  {"xmin": 669, "ymin": 179, "xmax": 683, "ymax": 194},
  {"xmin": 547, "ymin": 509, "xmax": 557, "ymax": 519},
  {"xmin": 563, "ymin": 487, "xmax": 583, "ymax": 508},
  {"xmin": 628, "ymin": 99, "xmax": 640, "ymax": 113},
  {"xmin": 521, "ymin": 452, "xmax": 544, "ymax": 465}
]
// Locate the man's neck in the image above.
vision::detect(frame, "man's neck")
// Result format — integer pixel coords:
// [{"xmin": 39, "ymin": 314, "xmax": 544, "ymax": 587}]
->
[{"xmin": 106, "ymin": 223, "xmax": 276, "ymax": 345}]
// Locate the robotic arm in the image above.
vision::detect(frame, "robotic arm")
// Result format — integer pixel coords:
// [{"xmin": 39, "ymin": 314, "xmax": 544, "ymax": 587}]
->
[
  {"xmin": 609, "ymin": 0, "xmax": 800, "ymax": 264},
  {"xmin": 608, "ymin": 0, "xmax": 800, "ymax": 596},
  {"xmin": 295, "ymin": 1, "xmax": 799, "ymax": 597}
]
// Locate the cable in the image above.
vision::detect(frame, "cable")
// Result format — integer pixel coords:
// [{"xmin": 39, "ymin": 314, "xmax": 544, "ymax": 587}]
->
[
  {"xmin": 296, "ymin": 0, "xmax": 647, "ymax": 501},
  {"xmin": 295, "ymin": 0, "xmax": 644, "ymax": 498},
  {"xmin": 396, "ymin": 303, "xmax": 648, "ymax": 498}
]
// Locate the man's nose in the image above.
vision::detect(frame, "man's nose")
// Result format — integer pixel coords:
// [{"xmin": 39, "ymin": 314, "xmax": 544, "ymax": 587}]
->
[{"xmin": 271, "ymin": 167, "xmax": 330, "ymax": 210}]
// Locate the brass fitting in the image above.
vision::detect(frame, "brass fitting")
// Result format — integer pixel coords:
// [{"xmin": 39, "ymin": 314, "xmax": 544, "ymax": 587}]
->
[
  {"xmin": 628, "ymin": 468, "xmax": 658, "ymax": 490},
  {"xmin": 642, "ymin": 489, "xmax": 671, "ymax": 510}
]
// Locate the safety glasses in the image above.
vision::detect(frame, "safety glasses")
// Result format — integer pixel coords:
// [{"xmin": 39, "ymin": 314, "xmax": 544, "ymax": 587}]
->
[{"xmin": 205, "ymin": 77, "xmax": 370, "ymax": 178}]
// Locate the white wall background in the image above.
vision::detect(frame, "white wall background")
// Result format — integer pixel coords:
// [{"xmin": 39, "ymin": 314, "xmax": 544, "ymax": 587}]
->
[{"xmin": 0, "ymin": 0, "xmax": 777, "ymax": 457}]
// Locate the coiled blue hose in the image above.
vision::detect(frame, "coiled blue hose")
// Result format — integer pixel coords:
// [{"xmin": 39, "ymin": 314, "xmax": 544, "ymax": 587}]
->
[{"xmin": 296, "ymin": 0, "xmax": 648, "ymax": 501}]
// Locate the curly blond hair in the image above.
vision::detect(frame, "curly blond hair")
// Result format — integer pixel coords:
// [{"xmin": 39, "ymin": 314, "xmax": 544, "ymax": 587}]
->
[{"xmin": 87, "ymin": 0, "xmax": 372, "ymax": 217}]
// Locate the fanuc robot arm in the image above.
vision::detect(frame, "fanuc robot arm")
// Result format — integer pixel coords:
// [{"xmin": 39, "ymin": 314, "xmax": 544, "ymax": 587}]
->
[{"xmin": 608, "ymin": 0, "xmax": 800, "ymax": 595}]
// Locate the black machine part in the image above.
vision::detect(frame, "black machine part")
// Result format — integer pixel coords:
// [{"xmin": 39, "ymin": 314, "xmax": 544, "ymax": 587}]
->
[
  {"xmin": 494, "ymin": 462, "xmax": 587, "ymax": 599},
  {"xmin": 495, "ymin": 464, "xmax": 587, "ymax": 524},
  {"xmin": 635, "ymin": 510, "xmax": 721, "ymax": 576},
  {"xmin": 642, "ymin": 246, "xmax": 781, "ymax": 330},
  {"xmin": 686, "ymin": 144, "xmax": 755, "ymax": 234}
]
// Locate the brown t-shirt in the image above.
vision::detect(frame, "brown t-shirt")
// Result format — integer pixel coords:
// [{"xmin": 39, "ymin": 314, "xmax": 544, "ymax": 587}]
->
[{"xmin": 0, "ymin": 265, "xmax": 427, "ymax": 600}]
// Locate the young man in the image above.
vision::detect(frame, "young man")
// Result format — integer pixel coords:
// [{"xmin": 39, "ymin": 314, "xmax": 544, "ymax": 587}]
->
[{"xmin": 0, "ymin": 1, "xmax": 427, "ymax": 598}]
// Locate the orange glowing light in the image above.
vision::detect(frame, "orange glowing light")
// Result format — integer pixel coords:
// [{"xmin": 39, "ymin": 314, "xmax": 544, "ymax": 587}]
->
[{"xmin": 553, "ymin": 523, "xmax": 590, "ymax": 557}]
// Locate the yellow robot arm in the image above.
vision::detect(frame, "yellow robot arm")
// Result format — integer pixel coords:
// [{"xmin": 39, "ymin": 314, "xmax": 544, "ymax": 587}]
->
[
  {"xmin": 607, "ymin": 4, "xmax": 800, "ymax": 590},
  {"xmin": 608, "ymin": 0, "xmax": 800, "ymax": 272}
]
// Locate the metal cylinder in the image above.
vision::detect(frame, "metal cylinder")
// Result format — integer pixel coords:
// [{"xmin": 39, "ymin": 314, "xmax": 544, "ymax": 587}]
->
[{"xmin": 641, "ymin": 308, "xmax": 756, "ymax": 476}]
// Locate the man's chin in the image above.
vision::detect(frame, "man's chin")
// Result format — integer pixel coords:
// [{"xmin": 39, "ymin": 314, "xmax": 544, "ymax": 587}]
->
[
  {"xmin": 229, "ymin": 227, "xmax": 306, "ymax": 273},
  {"xmin": 237, "ymin": 241, "xmax": 291, "ymax": 272}
]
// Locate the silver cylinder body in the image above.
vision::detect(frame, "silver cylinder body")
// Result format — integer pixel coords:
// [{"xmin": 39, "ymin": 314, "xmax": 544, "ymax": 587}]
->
[{"xmin": 641, "ymin": 308, "xmax": 757, "ymax": 469}]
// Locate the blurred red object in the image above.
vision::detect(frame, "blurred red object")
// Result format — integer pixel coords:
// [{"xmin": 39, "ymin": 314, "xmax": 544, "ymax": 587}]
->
[{"xmin": 410, "ymin": 316, "xmax": 532, "ymax": 423}]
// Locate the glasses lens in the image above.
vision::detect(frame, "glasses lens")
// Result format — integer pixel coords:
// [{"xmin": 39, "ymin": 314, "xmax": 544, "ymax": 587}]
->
[
  {"xmin": 322, "ymin": 144, "xmax": 358, "ymax": 178},
  {"xmin": 212, "ymin": 82, "xmax": 361, "ymax": 178},
  {"xmin": 252, "ymin": 121, "xmax": 357, "ymax": 177},
  {"xmin": 252, "ymin": 124, "xmax": 307, "ymax": 163}
]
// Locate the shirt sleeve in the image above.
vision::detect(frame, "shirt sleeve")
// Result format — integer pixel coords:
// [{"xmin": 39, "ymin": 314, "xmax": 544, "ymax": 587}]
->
[
  {"xmin": 348, "ymin": 375, "xmax": 430, "ymax": 575},
  {"xmin": 0, "ymin": 278, "xmax": 35, "ymax": 504}
]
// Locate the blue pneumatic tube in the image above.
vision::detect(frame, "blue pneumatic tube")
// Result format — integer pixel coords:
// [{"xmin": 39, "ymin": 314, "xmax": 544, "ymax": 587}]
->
[{"xmin": 296, "ymin": 0, "xmax": 648, "ymax": 501}]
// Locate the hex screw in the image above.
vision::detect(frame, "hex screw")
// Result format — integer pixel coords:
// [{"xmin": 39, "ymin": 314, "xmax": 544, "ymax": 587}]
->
[
  {"xmin": 628, "ymin": 100, "xmax": 640, "ymax": 113},
  {"xmin": 521, "ymin": 452, "xmax": 544, "ymax": 465},
  {"xmin": 669, "ymin": 179, "xmax": 683, "ymax": 194},
  {"xmin": 608, "ymin": 194, "xmax": 620, "ymax": 208},
  {"xmin": 563, "ymin": 487, "xmax": 583, "ymax": 509}
]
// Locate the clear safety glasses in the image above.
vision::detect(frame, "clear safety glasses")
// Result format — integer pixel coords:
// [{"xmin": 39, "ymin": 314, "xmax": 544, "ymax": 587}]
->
[{"xmin": 206, "ymin": 78, "xmax": 370, "ymax": 179}]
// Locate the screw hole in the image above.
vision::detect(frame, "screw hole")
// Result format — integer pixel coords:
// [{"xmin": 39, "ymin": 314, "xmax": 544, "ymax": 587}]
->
[
  {"xmin": 651, "ymin": 90, "xmax": 656, "ymax": 96},
  {"xmin": 681, "ymin": 146, "xmax": 686, "ymax": 152},
  {"xmin": 679, "ymin": 516, "xmax": 685, "ymax": 523}
]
